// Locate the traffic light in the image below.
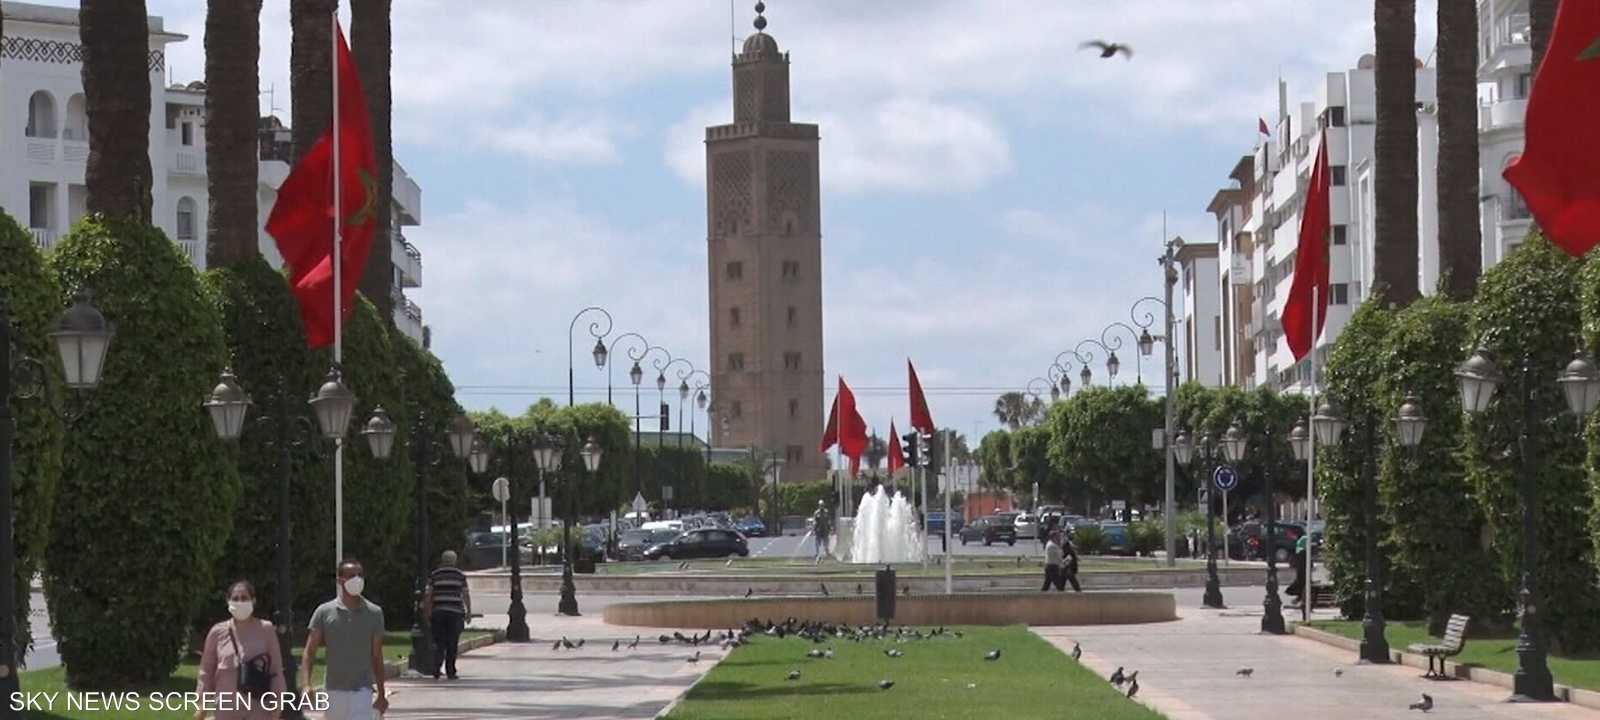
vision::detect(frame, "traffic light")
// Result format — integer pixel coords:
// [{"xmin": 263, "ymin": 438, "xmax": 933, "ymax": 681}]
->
[
  {"xmin": 659, "ymin": 402, "xmax": 670, "ymax": 431},
  {"xmin": 901, "ymin": 432, "xmax": 919, "ymax": 469},
  {"xmin": 923, "ymin": 431, "xmax": 943, "ymax": 477}
]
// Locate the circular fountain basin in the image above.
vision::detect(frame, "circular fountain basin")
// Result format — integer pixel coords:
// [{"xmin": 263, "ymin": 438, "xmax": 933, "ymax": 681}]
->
[{"xmin": 601, "ymin": 591, "xmax": 1176, "ymax": 629}]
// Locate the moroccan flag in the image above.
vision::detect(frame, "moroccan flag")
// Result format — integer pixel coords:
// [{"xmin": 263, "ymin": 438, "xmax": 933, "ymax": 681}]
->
[
  {"xmin": 887, "ymin": 419, "xmax": 905, "ymax": 476},
  {"xmin": 837, "ymin": 377, "xmax": 868, "ymax": 477},
  {"xmin": 1281, "ymin": 128, "xmax": 1331, "ymax": 362},
  {"xmin": 819, "ymin": 394, "xmax": 839, "ymax": 453},
  {"xmin": 1503, "ymin": 3, "xmax": 1600, "ymax": 257},
  {"xmin": 908, "ymin": 360, "xmax": 934, "ymax": 433},
  {"xmin": 1259, "ymin": 117, "xmax": 1271, "ymax": 136},
  {"xmin": 265, "ymin": 21, "xmax": 379, "ymax": 348}
]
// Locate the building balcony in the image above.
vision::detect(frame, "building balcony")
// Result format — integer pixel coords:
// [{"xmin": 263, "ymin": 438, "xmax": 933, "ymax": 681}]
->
[
  {"xmin": 170, "ymin": 148, "xmax": 203, "ymax": 176},
  {"xmin": 394, "ymin": 231, "xmax": 422, "ymax": 288},
  {"xmin": 25, "ymin": 139, "xmax": 55, "ymax": 163},
  {"xmin": 29, "ymin": 227, "xmax": 59, "ymax": 252},
  {"xmin": 62, "ymin": 140, "xmax": 88, "ymax": 163},
  {"xmin": 393, "ymin": 291, "xmax": 424, "ymax": 344},
  {"xmin": 1478, "ymin": 99, "xmax": 1526, "ymax": 133},
  {"xmin": 393, "ymin": 160, "xmax": 422, "ymax": 225},
  {"xmin": 175, "ymin": 237, "xmax": 202, "ymax": 267}
]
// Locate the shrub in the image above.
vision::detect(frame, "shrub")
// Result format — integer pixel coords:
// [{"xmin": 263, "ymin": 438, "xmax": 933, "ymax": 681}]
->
[
  {"xmin": 45, "ymin": 216, "xmax": 238, "ymax": 687},
  {"xmin": 0, "ymin": 213, "xmax": 63, "ymax": 667},
  {"xmin": 1130, "ymin": 521, "xmax": 1164, "ymax": 556},
  {"xmin": 1072, "ymin": 525, "xmax": 1107, "ymax": 555}
]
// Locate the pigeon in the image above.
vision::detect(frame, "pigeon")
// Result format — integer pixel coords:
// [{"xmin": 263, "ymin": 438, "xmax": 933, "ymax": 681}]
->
[
  {"xmin": 878, "ymin": 679, "xmax": 895, "ymax": 690},
  {"xmin": 884, "ymin": 648, "xmax": 904, "ymax": 658},
  {"xmin": 561, "ymin": 636, "xmax": 576, "ymax": 650},
  {"xmin": 823, "ymin": 648, "xmax": 835, "ymax": 659},
  {"xmin": 1333, "ymin": 667, "xmax": 1343, "ymax": 677},
  {"xmin": 787, "ymin": 670, "xmax": 801, "ymax": 681},
  {"xmin": 551, "ymin": 640, "xmax": 561, "ymax": 651},
  {"xmin": 1236, "ymin": 667, "xmax": 1254, "ymax": 678},
  {"xmin": 575, "ymin": 638, "xmax": 585, "ymax": 648},
  {"xmin": 1126, "ymin": 670, "xmax": 1139, "ymax": 685},
  {"xmin": 629, "ymin": 635, "xmax": 640, "ymax": 650},
  {"xmin": 820, "ymin": 583, "xmax": 830, "ymax": 597},
  {"xmin": 687, "ymin": 651, "xmax": 701, "ymax": 663},
  {"xmin": 1071, "ymin": 642, "xmax": 1082, "ymax": 660},
  {"xmin": 659, "ymin": 634, "xmax": 672, "ymax": 644},
  {"xmin": 612, "ymin": 640, "xmax": 620, "ymax": 652},
  {"xmin": 984, "ymin": 649, "xmax": 1002, "ymax": 661},
  {"xmin": 902, "ymin": 585, "xmax": 911, "ymax": 596},
  {"xmin": 745, "ymin": 588, "xmax": 754, "ymax": 598},
  {"xmin": 1110, "ymin": 667, "xmax": 1126, "ymax": 686},
  {"xmin": 1127, "ymin": 677, "xmax": 1140, "ymax": 698},
  {"xmin": 807, "ymin": 649, "xmax": 825, "ymax": 658},
  {"xmin": 1409, "ymin": 693, "xmax": 1432, "ymax": 712},
  {"xmin": 856, "ymin": 583, "xmax": 863, "ymax": 595},
  {"xmin": 1079, "ymin": 40, "xmax": 1133, "ymax": 59}
]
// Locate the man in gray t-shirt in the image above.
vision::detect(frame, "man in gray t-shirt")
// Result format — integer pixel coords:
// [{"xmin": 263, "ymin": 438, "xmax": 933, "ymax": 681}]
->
[{"xmin": 302, "ymin": 559, "xmax": 388, "ymax": 719}]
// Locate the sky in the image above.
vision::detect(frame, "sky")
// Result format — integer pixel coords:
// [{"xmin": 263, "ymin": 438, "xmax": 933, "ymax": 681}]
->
[{"xmin": 141, "ymin": 0, "xmax": 1441, "ymax": 447}]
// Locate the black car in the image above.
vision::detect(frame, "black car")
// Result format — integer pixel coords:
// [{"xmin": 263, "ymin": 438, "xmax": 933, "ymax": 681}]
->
[
  {"xmin": 617, "ymin": 529, "xmax": 680, "ymax": 561},
  {"xmin": 958, "ymin": 516, "xmax": 1017, "ymax": 546},
  {"xmin": 1229, "ymin": 520, "xmax": 1306, "ymax": 563},
  {"xmin": 643, "ymin": 528, "xmax": 750, "ymax": 560}
]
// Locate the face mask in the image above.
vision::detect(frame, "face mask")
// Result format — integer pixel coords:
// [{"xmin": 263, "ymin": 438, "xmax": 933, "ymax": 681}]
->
[
  {"xmin": 228, "ymin": 600, "xmax": 254, "ymax": 621},
  {"xmin": 343, "ymin": 576, "xmax": 365, "ymax": 597}
]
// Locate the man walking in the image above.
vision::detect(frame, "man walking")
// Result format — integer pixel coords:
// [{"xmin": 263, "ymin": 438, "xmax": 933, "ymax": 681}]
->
[
  {"xmin": 1041, "ymin": 531, "xmax": 1066, "ymax": 591},
  {"xmin": 811, "ymin": 500, "xmax": 833, "ymax": 563},
  {"xmin": 425, "ymin": 550, "xmax": 472, "ymax": 680},
  {"xmin": 301, "ymin": 559, "xmax": 388, "ymax": 719}
]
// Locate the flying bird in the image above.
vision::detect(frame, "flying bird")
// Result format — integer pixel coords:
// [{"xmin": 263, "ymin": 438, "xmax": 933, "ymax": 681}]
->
[
  {"xmin": 1409, "ymin": 693, "xmax": 1433, "ymax": 712},
  {"xmin": 1236, "ymin": 667, "xmax": 1254, "ymax": 678},
  {"xmin": 1110, "ymin": 667, "xmax": 1126, "ymax": 686},
  {"xmin": 1071, "ymin": 642, "xmax": 1082, "ymax": 660},
  {"xmin": 1127, "ymin": 677, "xmax": 1140, "ymax": 698},
  {"xmin": 984, "ymin": 649, "xmax": 1002, "ymax": 661},
  {"xmin": 787, "ymin": 670, "xmax": 801, "ymax": 681},
  {"xmin": 878, "ymin": 679, "xmax": 896, "ymax": 690},
  {"xmin": 1079, "ymin": 40, "xmax": 1133, "ymax": 59}
]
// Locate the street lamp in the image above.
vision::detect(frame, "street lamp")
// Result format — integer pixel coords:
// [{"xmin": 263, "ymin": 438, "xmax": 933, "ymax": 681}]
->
[
  {"xmin": 558, "ymin": 435, "xmax": 602, "ymax": 616},
  {"xmin": 662, "ymin": 358, "xmax": 696, "ymax": 511},
  {"xmin": 1456, "ymin": 346, "xmax": 1600, "ymax": 701},
  {"xmin": 1099, "ymin": 321, "xmax": 1143, "ymax": 381},
  {"xmin": 686, "ymin": 370, "xmax": 712, "ymax": 506},
  {"xmin": 308, "ymin": 367, "xmax": 356, "ymax": 440},
  {"xmin": 204, "ymin": 369, "xmax": 251, "ymax": 441},
  {"xmin": 1, "ymin": 290, "xmax": 113, "ymax": 704},
  {"xmin": 531, "ymin": 433, "xmax": 567, "ymax": 617},
  {"xmin": 606, "ymin": 332, "xmax": 650, "ymax": 407},
  {"xmin": 567, "ymin": 306, "xmax": 613, "ymax": 407},
  {"xmin": 1132, "ymin": 290, "xmax": 1178, "ymax": 568},
  {"xmin": 1175, "ymin": 430, "xmax": 1224, "ymax": 608},
  {"xmin": 1220, "ymin": 417, "xmax": 1285, "ymax": 634}
]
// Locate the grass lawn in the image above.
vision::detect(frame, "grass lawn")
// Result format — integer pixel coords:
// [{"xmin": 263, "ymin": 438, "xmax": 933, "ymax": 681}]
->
[
  {"xmin": 17, "ymin": 630, "xmax": 491, "ymax": 720},
  {"xmin": 595, "ymin": 556, "xmax": 1202, "ymax": 578},
  {"xmin": 664, "ymin": 625, "xmax": 1164, "ymax": 720},
  {"xmin": 1304, "ymin": 620, "xmax": 1600, "ymax": 692}
]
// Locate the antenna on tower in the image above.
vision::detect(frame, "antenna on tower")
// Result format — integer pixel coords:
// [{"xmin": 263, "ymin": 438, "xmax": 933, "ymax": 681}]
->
[{"xmin": 730, "ymin": 0, "xmax": 735, "ymax": 60}]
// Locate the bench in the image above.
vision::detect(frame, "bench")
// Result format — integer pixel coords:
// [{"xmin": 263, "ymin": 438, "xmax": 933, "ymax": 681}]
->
[{"xmin": 1406, "ymin": 614, "xmax": 1469, "ymax": 679}]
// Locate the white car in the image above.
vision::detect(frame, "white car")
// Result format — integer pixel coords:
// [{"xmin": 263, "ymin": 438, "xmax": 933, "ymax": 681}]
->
[{"xmin": 1013, "ymin": 513, "xmax": 1039, "ymax": 539}]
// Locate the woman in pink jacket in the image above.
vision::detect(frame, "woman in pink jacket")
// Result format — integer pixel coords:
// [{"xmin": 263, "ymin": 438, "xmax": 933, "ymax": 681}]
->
[{"xmin": 196, "ymin": 580, "xmax": 287, "ymax": 720}]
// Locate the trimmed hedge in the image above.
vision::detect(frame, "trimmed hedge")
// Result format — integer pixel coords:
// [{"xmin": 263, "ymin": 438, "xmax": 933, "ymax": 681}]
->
[
  {"xmin": 0, "ymin": 213, "xmax": 63, "ymax": 667},
  {"xmin": 45, "ymin": 216, "xmax": 238, "ymax": 687},
  {"xmin": 1465, "ymin": 232, "xmax": 1597, "ymax": 652}
]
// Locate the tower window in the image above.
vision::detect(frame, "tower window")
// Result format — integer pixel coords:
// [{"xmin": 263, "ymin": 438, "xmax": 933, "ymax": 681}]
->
[
  {"xmin": 1330, "ymin": 166, "xmax": 1347, "ymax": 186},
  {"xmin": 784, "ymin": 352, "xmax": 801, "ymax": 371},
  {"xmin": 726, "ymin": 261, "xmax": 743, "ymax": 280},
  {"xmin": 781, "ymin": 260, "xmax": 799, "ymax": 279},
  {"xmin": 730, "ymin": 306, "xmax": 741, "ymax": 327},
  {"xmin": 786, "ymin": 445, "xmax": 803, "ymax": 463},
  {"xmin": 728, "ymin": 353, "xmax": 746, "ymax": 371},
  {"xmin": 1331, "ymin": 225, "xmax": 1348, "ymax": 245},
  {"xmin": 181, "ymin": 121, "xmax": 194, "ymax": 146},
  {"xmin": 730, "ymin": 401, "xmax": 743, "ymax": 418},
  {"xmin": 1331, "ymin": 283, "xmax": 1350, "ymax": 305},
  {"xmin": 788, "ymin": 398, "xmax": 799, "ymax": 418},
  {"xmin": 786, "ymin": 306, "xmax": 797, "ymax": 328}
]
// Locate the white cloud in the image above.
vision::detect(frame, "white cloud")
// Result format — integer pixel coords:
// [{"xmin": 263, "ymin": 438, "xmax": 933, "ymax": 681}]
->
[{"xmin": 468, "ymin": 114, "xmax": 630, "ymax": 165}]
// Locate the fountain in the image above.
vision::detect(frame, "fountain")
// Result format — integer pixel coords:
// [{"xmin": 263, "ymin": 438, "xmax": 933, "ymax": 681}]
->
[{"xmin": 843, "ymin": 486, "xmax": 925, "ymax": 564}]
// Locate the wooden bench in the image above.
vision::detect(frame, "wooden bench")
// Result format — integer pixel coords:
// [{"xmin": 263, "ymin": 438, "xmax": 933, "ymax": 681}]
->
[{"xmin": 1406, "ymin": 613, "xmax": 1469, "ymax": 679}]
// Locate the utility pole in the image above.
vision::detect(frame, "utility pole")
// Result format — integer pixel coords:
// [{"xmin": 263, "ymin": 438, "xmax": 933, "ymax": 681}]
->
[{"xmin": 1162, "ymin": 229, "xmax": 1180, "ymax": 567}]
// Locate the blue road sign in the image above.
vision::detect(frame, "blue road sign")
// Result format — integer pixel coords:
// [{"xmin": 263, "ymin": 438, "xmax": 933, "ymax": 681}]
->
[{"xmin": 1213, "ymin": 465, "xmax": 1239, "ymax": 492}]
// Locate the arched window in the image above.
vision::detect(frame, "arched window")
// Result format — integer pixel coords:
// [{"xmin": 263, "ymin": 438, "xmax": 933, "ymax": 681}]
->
[
  {"xmin": 176, "ymin": 197, "xmax": 197, "ymax": 240},
  {"xmin": 26, "ymin": 91, "xmax": 56, "ymax": 138},
  {"xmin": 63, "ymin": 94, "xmax": 87, "ymax": 141}
]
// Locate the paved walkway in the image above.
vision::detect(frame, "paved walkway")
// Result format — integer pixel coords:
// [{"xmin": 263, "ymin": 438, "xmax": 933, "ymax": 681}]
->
[{"xmin": 1036, "ymin": 586, "xmax": 1600, "ymax": 720}]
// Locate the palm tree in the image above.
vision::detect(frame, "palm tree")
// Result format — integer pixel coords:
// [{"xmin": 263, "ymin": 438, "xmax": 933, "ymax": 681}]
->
[
  {"xmin": 205, "ymin": 0, "xmax": 263, "ymax": 268},
  {"xmin": 351, "ymin": 0, "xmax": 395, "ymax": 318},
  {"xmin": 80, "ymin": 0, "xmax": 153, "ymax": 222},
  {"xmin": 1373, "ymin": 0, "xmax": 1419, "ymax": 304},
  {"xmin": 1529, "ymin": 0, "xmax": 1556, "ymax": 70},
  {"xmin": 992, "ymin": 392, "xmax": 1044, "ymax": 430},
  {"xmin": 1436, "ymin": 0, "xmax": 1480, "ymax": 299},
  {"xmin": 290, "ymin": 0, "xmax": 335, "ymax": 163}
]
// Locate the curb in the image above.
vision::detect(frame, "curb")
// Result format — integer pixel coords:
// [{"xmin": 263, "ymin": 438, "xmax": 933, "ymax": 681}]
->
[
  {"xmin": 1291, "ymin": 625, "xmax": 1600, "ymax": 710},
  {"xmin": 384, "ymin": 629, "xmax": 506, "ymax": 680},
  {"xmin": 653, "ymin": 647, "xmax": 721, "ymax": 719}
]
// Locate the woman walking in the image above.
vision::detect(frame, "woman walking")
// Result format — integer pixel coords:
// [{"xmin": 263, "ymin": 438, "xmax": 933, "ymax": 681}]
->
[{"xmin": 197, "ymin": 580, "xmax": 286, "ymax": 719}]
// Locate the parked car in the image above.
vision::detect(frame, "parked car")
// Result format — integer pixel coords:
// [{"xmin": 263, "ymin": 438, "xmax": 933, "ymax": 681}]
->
[
  {"xmin": 924, "ymin": 511, "xmax": 965, "ymax": 535},
  {"xmin": 959, "ymin": 516, "xmax": 1018, "ymax": 546},
  {"xmin": 1229, "ymin": 520, "xmax": 1306, "ymax": 563},
  {"xmin": 642, "ymin": 528, "xmax": 750, "ymax": 560},
  {"xmin": 462, "ymin": 530, "xmax": 532, "ymax": 569},
  {"xmin": 734, "ymin": 516, "xmax": 767, "ymax": 537},
  {"xmin": 1098, "ymin": 522, "xmax": 1134, "ymax": 556},
  {"xmin": 1013, "ymin": 513, "xmax": 1040, "ymax": 539},
  {"xmin": 617, "ymin": 529, "xmax": 679, "ymax": 561}
]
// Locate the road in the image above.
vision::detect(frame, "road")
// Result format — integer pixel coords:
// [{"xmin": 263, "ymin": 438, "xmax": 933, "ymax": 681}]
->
[{"xmin": 25, "ymin": 589, "xmax": 58, "ymax": 670}]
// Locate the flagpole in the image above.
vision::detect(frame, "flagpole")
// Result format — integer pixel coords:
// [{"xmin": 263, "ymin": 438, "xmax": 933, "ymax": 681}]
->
[
  {"xmin": 1305, "ymin": 287, "xmax": 1318, "ymax": 623},
  {"xmin": 331, "ymin": 10, "xmax": 345, "ymax": 570}
]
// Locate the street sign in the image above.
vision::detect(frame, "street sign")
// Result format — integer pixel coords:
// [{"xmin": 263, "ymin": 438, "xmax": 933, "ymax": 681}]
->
[
  {"xmin": 491, "ymin": 476, "xmax": 510, "ymax": 502},
  {"xmin": 1150, "ymin": 428, "xmax": 1165, "ymax": 450},
  {"xmin": 631, "ymin": 492, "xmax": 647, "ymax": 514},
  {"xmin": 1213, "ymin": 466, "xmax": 1238, "ymax": 492}
]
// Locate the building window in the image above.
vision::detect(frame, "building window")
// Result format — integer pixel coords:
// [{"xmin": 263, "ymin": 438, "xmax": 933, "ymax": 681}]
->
[
  {"xmin": 1507, "ymin": 189, "xmax": 1532, "ymax": 220},
  {"xmin": 787, "ymin": 306, "xmax": 798, "ymax": 328},
  {"xmin": 181, "ymin": 121, "xmax": 194, "ymax": 146},
  {"xmin": 784, "ymin": 352, "xmax": 801, "ymax": 371},
  {"xmin": 28, "ymin": 183, "xmax": 53, "ymax": 230},
  {"xmin": 1331, "ymin": 225, "xmax": 1348, "ymax": 245},
  {"xmin": 729, "ymin": 306, "xmax": 741, "ymax": 327},
  {"xmin": 1330, "ymin": 165, "xmax": 1347, "ymax": 186},
  {"xmin": 1514, "ymin": 72, "xmax": 1532, "ymax": 100},
  {"xmin": 725, "ymin": 261, "xmax": 743, "ymax": 280},
  {"xmin": 786, "ymin": 445, "xmax": 803, "ymax": 463},
  {"xmin": 730, "ymin": 401, "xmax": 743, "ymax": 418},
  {"xmin": 1326, "ymin": 106, "xmax": 1346, "ymax": 128},
  {"xmin": 63, "ymin": 94, "xmax": 87, "ymax": 141},
  {"xmin": 728, "ymin": 353, "xmax": 745, "ymax": 371},
  {"xmin": 1331, "ymin": 283, "xmax": 1350, "ymax": 305},
  {"xmin": 788, "ymin": 398, "xmax": 798, "ymax": 418},
  {"xmin": 176, "ymin": 197, "xmax": 197, "ymax": 240},
  {"xmin": 26, "ymin": 91, "xmax": 56, "ymax": 139},
  {"xmin": 781, "ymin": 260, "xmax": 799, "ymax": 279},
  {"xmin": 1214, "ymin": 317, "xmax": 1222, "ymax": 351}
]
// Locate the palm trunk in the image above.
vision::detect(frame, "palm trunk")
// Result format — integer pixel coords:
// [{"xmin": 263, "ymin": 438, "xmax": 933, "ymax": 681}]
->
[
  {"xmin": 1529, "ymin": 0, "xmax": 1556, "ymax": 71},
  {"xmin": 204, "ymin": 0, "xmax": 263, "ymax": 268},
  {"xmin": 80, "ymin": 0, "xmax": 154, "ymax": 224},
  {"xmin": 1373, "ymin": 0, "xmax": 1419, "ymax": 304},
  {"xmin": 290, "ymin": 0, "xmax": 336, "ymax": 163},
  {"xmin": 351, "ymin": 0, "xmax": 395, "ymax": 320},
  {"xmin": 1435, "ymin": 0, "xmax": 1480, "ymax": 299}
]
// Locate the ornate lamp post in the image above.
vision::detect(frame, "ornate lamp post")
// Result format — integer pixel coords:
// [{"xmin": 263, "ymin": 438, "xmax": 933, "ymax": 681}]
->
[
  {"xmin": 1133, "ymin": 290, "xmax": 1179, "ymax": 568},
  {"xmin": 1099, "ymin": 321, "xmax": 1144, "ymax": 382},
  {"xmin": 685, "ymin": 370, "xmax": 711, "ymax": 504},
  {"xmin": 606, "ymin": 332, "xmax": 649, "ymax": 407},
  {"xmin": 1173, "ymin": 429, "xmax": 1224, "ymax": 608},
  {"xmin": 531, "ymin": 433, "xmax": 567, "ymax": 613},
  {"xmin": 568, "ymin": 307, "xmax": 612, "ymax": 407},
  {"xmin": 1456, "ymin": 347, "xmax": 1600, "ymax": 701},
  {"xmin": 662, "ymin": 358, "xmax": 695, "ymax": 509},
  {"xmin": 630, "ymin": 345, "xmax": 670, "ymax": 498},
  {"xmin": 557, "ymin": 435, "xmax": 602, "ymax": 616},
  {"xmin": 1220, "ymin": 417, "xmax": 1284, "ymax": 634},
  {"xmin": 2, "ymin": 290, "xmax": 113, "ymax": 707}
]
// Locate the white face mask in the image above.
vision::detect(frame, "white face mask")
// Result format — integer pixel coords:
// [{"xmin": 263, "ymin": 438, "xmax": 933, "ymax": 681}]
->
[
  {"xmin": 343, "ymin": 576, "xmax": 365, "ymax": 597},
  {"xmin": 228, "ymin": 600, "xmax": 253, "ymax": 621}
]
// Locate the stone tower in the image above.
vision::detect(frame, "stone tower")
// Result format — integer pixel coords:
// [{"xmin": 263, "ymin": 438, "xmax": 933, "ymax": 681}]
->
[{"xmin": 706, "ymin": 3, "xmax": 825, "ymax": 481}]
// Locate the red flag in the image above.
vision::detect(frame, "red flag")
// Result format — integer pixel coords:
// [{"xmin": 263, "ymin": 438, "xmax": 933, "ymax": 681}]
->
[
  {"xmin": 819, "ymin": 393, "xmax": 839, "ymax": 454},
  {"xmin": 908, "ymin": 360, "xmax": 935, "ymax": 434},
  {"xmin": 265, "ymin": 22, "xmax": 379, "ymax": 348},
  {"xmin": 1259, "ymin": 117, "xmax": 1271, "ymax": 136},
  {"xmin": 887, "ymin": 419, "xmax": 905, "ymax": 476},
  {"xmin": 1503, "ymin": 3, "xmax": 1600, "ymax": 257},
  {"xmin": 1281, "ymin": 128, "xmax": 1331, "ymax": 361},
  {"xmin": 837, "ymin": 377, "xmax": 868, "ymax": 477}
]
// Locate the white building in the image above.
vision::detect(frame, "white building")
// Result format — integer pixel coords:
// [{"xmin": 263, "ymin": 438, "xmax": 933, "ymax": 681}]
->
[
  {"xmin": 1478, "ymin": 0, "xmax": 1534, "ymax": 265},
  {"xmin": 0, "ymin": 1, "xmax": 427, "ymax": 344},
  {"xmin": 1174, "ymin": 238, "xmax": 1224, "ymax": 387}
]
